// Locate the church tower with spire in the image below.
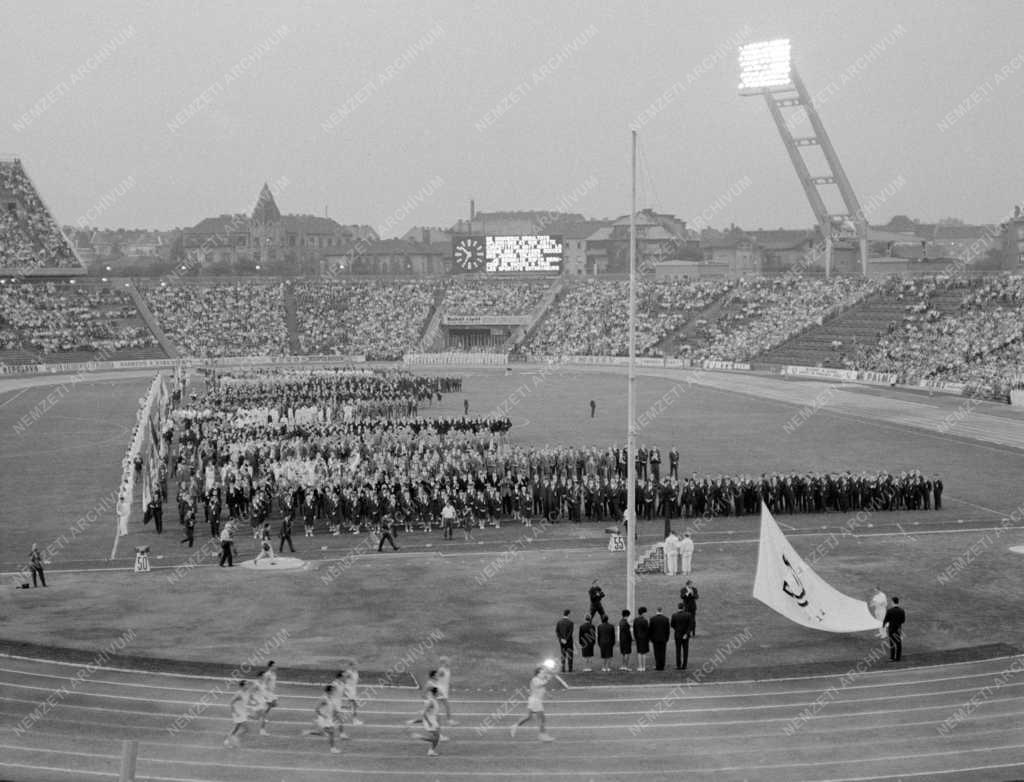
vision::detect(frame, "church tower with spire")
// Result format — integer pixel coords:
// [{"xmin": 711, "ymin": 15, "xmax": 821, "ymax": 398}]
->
[{"xmin": 251, "ymin": 182, "xmax": 282, "ymax": 267}]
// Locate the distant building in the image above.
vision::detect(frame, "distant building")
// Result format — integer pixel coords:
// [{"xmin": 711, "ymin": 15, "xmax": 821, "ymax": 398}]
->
[
  {"xmin": 323, "ymin": 238, "xmax": 450, "ymax": 275},
  {"xmin": 401, "ymin": 226, "xmax": 453, "ymax": 245},
  {"xmin": 546, "ymin": 220, "xmax": 613, "ymax": 275},
  {"xmin": 183, "ymin": 183, "xmax": 375, "ymax": 271},
  {"xmin": 586, "ymin": 210, "xmax": 689, "ymax": 274},
  {"xmin": 701, "ymin": 230, "xmax": 761, "ymax": 274},
  {"xmin": 450, "ymin": 211, "xmax": 586, "ymax": 236}
]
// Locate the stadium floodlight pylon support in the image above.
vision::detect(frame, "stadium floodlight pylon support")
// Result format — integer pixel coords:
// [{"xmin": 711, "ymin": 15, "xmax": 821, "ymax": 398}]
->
[{"xmin": 738, "ymin": 39, "xmax": 868, "ymax": 276}]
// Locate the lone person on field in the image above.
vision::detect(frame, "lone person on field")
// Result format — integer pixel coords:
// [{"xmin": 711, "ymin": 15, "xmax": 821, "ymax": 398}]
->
[
  {"xmin": 29, "ymin": 543, "xmax": 45, "ymax": 587},
  {"xmin": 883, "ymin": 596, "xmax": 906, "ymax": 662}
]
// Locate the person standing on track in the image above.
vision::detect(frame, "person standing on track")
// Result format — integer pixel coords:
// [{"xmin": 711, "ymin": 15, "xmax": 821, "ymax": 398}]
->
[
  {"xmin": 579, "ymin": 615, "xmax": 596, "ymax": 672},
  {"xmin": 588, "ymin": 579, "xmax": 607, "ymax": 622},
  {"xmin": 441, "ymin": 497, "xmax": 456, "ymax": 541},
  {"xmin": 679, "ymin": 533, "xmax": 694, "ymax": 575},
  {"xmin": 218, "ymin": 520, "xmax": 234, "ymax": 567},
  {"xmin": 510, "ymin": 667, "xmax": 555, "ymax": 741},
  {"xmin": 648, "ymin": 607, "xmax": 671, "ymax": 671},
  {"xmin": 377, "ymin": 513, "xmax": 399, "ymax": 552},
  {"xmin": 279, "ymin": 514, "xmax": 295, "ymax": 553},
  {"xmin": 618, "ymin": 609, "xmax": 633, "ymax": 671},
  {"xmin": 681, "ymin": 579, "xmax": 699, "ymax": 636},
  {"xmin": 555, "ymin": 609, "xmax": 575, "ymax": 674},
  {"xmin": 633, "ymin": 607, "xmax": 650, "ymax": 673},
  {"xmin": 671, "ymin": 602, "xmax": 694, "ymax": 670},
  {"xmin": 883, "ymin": 596, "xmax": 906, "ymax": 662},
  {"xmin": 28, "ymin": 543, "xmax": 45, "ymax": 587},
  {"xmin": 597, "ymin": 615, "xmax": 616, "ymax": 672}
]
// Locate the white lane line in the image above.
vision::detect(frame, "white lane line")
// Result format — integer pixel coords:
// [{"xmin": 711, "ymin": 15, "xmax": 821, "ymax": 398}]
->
[
  {"xmin": 4, "ymin": 709, "xmax": 1021, "ymax": 747},
  {"xmin": 0, "ymin": 653, "xmax": 416, "ymax": 690},
  {"xmin": 1, "ymin": 661, "xmax": 1019, "ymax": 703},
  {"xmin": 2, "ymin": 651, "xmax": 1019, "ymax": 700},
  {"xmin": 4, "ymin": 675, "xmax": 1021, "ymax": 714},
  {"xmin": 0, "ymin": 388, "xmax": 29, "ymax": 409},
  {"xmin": 5, "ymin": 739, "xmax": 1024, "ymax": 778},
  {"xmin": 2, "ymin": 690, "xmax": 1020, "ymax": 728},
  {"xmin": 945, "ymin": 496, "xmax": 1011, "ymax": 518}
]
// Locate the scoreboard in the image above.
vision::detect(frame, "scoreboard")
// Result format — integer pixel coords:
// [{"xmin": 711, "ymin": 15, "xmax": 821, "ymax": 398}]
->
[{"xmin": 452, "ymin": 235, "xmax": 562, "ymax": 273}]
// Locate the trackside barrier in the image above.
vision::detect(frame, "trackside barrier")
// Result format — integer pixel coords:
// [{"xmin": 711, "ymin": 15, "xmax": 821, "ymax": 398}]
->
[{"xmin": 0, "ymin": 354, "xmax": 368, "ymax": 375}]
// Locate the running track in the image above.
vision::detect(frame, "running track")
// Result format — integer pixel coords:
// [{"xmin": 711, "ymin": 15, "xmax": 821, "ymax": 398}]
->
[{"xmin": 1, "ymin": 653, "xmax": 1024, "ymax": 780}]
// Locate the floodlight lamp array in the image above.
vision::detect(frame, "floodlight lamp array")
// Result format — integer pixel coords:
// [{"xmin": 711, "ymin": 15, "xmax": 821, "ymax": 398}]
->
[{"xmin": 738, "ymin": 38, "xmax": 792, "ymax": 92}]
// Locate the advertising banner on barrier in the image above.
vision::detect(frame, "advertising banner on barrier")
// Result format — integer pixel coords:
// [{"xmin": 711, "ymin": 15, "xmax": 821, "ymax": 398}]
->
[
  {"xmin": 702, "ymin": 360, "xmax": 753, "ymax": 371},
  {"xmin": 782, "ymin": 365, "xmax": 857, "ymax": 381},
  {"xmin": 1, "ymin": 363, "xmax": 42, "ymax": 375},
  {"xmin": 1011, "ymin": 389, "xmax": 1024, "ymax": 407},
  {"xmin": 857, "ymin": 370, "xmax": 898, "ymax": 386}
]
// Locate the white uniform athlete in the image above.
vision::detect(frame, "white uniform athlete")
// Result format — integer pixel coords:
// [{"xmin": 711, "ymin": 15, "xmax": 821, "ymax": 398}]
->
[
  {"xmin": 223, "ymin": 681, "xmax": 251, "ymax": 748},
  {"xmin": 434, "ymin": 656, "xmax": 456, "ymax": 725},
  {"xmin": 341, "ymin": 662, "xmax": 362, "ymax": 725},
  {"xmin": 254, "ymin": 662, "xmax": 278, "ymax": 734},
  {"xmin": 305, "ymin": 685, "xmax": 344, "ymax": 753},
  {"xmin": 411, "ymin": 685, "xmax": 442, "ymax": 757},
  {"xmin": 511, "ymin": 668, "xmax": 554, "ymax": 741}
]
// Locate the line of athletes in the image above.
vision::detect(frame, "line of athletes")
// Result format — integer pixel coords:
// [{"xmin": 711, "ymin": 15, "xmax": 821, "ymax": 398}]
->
[{"xmin": 221, "ymin": 655, "xmax": 554, "ymax": 758}]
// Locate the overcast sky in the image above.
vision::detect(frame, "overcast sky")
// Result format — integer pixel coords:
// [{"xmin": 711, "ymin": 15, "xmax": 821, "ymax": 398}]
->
[{"xmin": 2, "ymin": 0, "xmax": 1021, "ymax": 234}]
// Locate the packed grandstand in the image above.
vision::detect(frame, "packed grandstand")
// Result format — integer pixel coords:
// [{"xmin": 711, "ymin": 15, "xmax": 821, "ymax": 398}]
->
[{"xmin": 2, "ymin": 159, "xmax": 1024, "ymax": 401}]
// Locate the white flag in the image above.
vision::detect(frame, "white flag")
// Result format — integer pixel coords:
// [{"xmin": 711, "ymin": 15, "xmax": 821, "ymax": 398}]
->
[{"xmin": 753, "ymin": 504, "xmax": 881, "ymax": 633}]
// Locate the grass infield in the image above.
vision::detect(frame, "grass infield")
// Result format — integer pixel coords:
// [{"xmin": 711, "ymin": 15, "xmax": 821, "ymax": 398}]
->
[{"xmin": 1, "ymin": 366, "xmax": 1023, "ymax": 690}]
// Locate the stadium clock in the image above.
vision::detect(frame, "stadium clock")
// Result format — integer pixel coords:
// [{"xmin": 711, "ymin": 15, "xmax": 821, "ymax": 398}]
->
[{"xmin": 453, "ymin": 237, "xmax": 487, "ymax": 272}]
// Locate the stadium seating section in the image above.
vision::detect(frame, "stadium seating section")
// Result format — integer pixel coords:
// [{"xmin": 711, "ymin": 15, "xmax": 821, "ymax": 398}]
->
[
  {"xmin": 141, "ymin": 283, "xmax": 288, "ymax": 358},
  {"xmin": 0, "ymin": 160, "xmax": 81, "ymax": 269},
  {"xmin": 0, "ymin": 281, "xmax": 161, "ymax": 363}
]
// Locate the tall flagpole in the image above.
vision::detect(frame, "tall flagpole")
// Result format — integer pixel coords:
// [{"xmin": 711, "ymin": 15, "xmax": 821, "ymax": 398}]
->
[{"xmin": 626, "ymin": 130, "xmax": 637, "ymax": 617}]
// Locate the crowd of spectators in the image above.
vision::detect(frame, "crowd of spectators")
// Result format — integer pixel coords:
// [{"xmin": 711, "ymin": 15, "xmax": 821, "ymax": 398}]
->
[
  {"xmin": 849, "ymin": 274, "xmax": 1024, "ymax": 397},
  {"xmin": 295, "ymin": 281, "xmax": 438, "ymax": 360},
  {"xmin": 687, "ymin": 276, "xmax": 876, "ymax": 362},
  {"xmin": 0, "ymin": 282, "xmax": 156, "ymax": 355},
  {"xmin": 143, "ymin": 283, "xmax": 288, "ymax": 357},
  {"xmin": 0, "ymin": 160, "xmax": 80, "ymax": 269},
  {"xmin": 525, "ymin": 279, "xmax": 731, "ymax": 357},
  {"xmin": 441, "ymin": 278, "xmax": 551, "ymax": 316}
]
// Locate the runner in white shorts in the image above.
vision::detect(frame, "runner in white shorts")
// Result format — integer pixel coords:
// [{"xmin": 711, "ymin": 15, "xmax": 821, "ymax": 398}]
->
[{"xmin": 511, "ymin": 667, "xmax": 554, "ymax": 741}]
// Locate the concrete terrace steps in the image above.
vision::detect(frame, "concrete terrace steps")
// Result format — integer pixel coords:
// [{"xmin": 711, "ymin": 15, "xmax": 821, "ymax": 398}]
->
[
  {"xmin": 760, "ymin": 283, "xmax": 974, "ymax": 368},
  {"xmin": 758, "ymin": 294, "xmax": 911, "ymax": 367},
  {"xmin": 125, "ymin": 281, "xmax": 177, "ymax": 359},
  {"xmin": 282, "ymin": 282, "xmax": 300, "ymax": 355},
  {"xmin": 661, "ymin": 292, "xmax": 731, "ymax": 356},
  {"xmin": 415, "ymin": 287, "xmax": 447, "ymax": 352},
  {"xmin": 506, "ymin": 276, "xmax": 564, "ymax": 351}
]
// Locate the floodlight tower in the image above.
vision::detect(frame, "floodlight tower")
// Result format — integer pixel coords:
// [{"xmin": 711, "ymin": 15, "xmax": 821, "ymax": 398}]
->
[{"xmin": 738, "ymin": 39, "xmax": 868, "ymax": 276}]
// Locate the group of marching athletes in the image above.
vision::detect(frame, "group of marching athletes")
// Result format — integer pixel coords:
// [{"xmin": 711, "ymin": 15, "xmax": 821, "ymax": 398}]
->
[{"xmin": 223, "ymin": 655, "xmax": 555, "ymax": 758}]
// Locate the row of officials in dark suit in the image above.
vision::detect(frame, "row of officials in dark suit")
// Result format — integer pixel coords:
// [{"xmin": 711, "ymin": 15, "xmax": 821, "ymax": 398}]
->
[{"xmin": 556, "ymin": 604, "xmax": 698, "ymax": 673}]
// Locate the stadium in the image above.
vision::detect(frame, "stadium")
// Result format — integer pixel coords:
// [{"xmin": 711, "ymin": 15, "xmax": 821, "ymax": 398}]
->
[{"xmin": 3, "ymin": 4, "xmax": 1024, "ymax": 781}]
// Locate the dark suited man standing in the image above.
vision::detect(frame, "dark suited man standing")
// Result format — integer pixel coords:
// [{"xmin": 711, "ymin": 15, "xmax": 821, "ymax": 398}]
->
[
  {"xmin": 681, "ymin": 580, "xmax": 699, "ymax": 636},
  {"xmin": 671, "ymin": 602, "xmax": 694, "ymax": 670},
  {"xmin": 648, "ymin": 607, "xmax": 671, "ymax": 671},
  {"xmin": 883, "ymin": 596, "xmax": 906, "ymax": 661},
  {"xmin": 556, "ymin": 609, "xmax": 575, "ymax": 673}
]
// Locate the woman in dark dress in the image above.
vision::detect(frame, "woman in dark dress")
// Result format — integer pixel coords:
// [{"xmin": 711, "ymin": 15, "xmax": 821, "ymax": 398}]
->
[
  {"xmin": 633, "ymin": 606, "xmax": 651, "ymax": 672},
  {"xmin": 579, "ymin": 615, "xmax": 596, "ymax": 672},
  {"xmin": 618, "ymin": 609, "xmax": 633, "ymax": 671},
  {"xmin": 597, "ymin": 616, "xmax": 616, "ymax": 672}
]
